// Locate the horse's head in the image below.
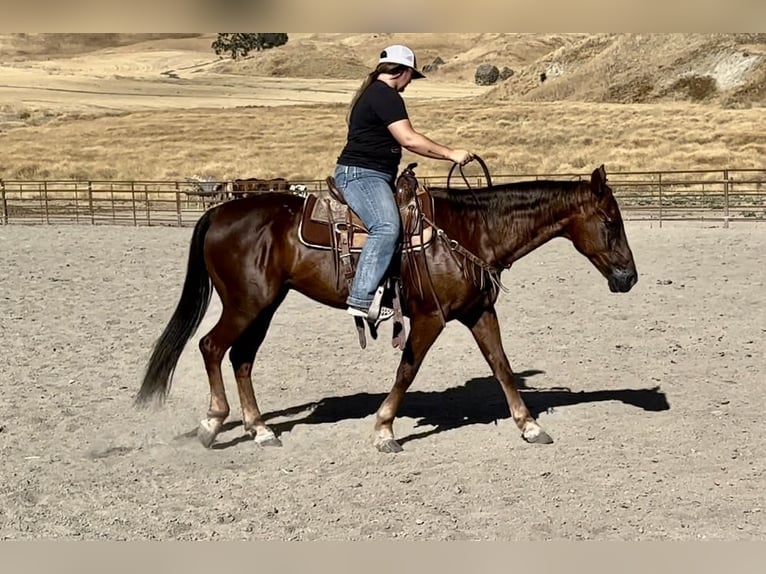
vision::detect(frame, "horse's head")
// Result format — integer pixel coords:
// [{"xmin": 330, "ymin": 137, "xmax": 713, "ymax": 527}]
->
[
  {"xmin": 565, "ymin": 165, "xmax": 638, "ymax": 293},
  {"xmin": 395, "ymin": 162, "xmax": 420, "ymax": 206}
]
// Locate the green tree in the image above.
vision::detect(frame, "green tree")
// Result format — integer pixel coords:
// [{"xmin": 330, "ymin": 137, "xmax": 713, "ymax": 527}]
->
[{"xmin": 212, "ymin": 33, "xmax": 288, "ymax": 59}]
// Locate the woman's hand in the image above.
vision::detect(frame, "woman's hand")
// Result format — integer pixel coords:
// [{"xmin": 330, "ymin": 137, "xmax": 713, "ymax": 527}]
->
[{"xmin": 450, "ymin": 149, "xmax": 474, "ymax": 166}]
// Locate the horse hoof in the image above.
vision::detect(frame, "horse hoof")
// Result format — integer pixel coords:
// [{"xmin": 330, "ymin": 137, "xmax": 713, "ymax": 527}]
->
[
  {"xmin": 523, "ymin": 427, "xmax": 554, "ymax": 445},
  {"xmin": 254, "ymin": 434, "xmax": 282, "ymax": 447},
  {"xmin": 375, "ymin": 439, "xmax": 403, "ymax": 453},
  {"xmin": 197, "ymin": 420, "xmax": 219, "ymax": 448}
]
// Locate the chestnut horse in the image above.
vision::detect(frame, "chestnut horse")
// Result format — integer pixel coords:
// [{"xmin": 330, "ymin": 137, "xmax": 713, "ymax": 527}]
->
[
  {"xmin": 136, "ymin": 165, "xmax": 637, "ymax": 452},
  {"xmin": 214, "ymin": 177, "xmax": 291, "ymax": 200}
]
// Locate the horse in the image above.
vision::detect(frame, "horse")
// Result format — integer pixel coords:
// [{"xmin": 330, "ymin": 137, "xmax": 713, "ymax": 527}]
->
[
  {"xmin": 136, "ymin": 164, "xmax": 638, "ymax": 453},
  {"xmin": 231, "ymin": 177, "xmax": 290, "ymax": 197},
  {"xmin": 213, "ymin": 177, "xmax": 292, "ymax": 201}
]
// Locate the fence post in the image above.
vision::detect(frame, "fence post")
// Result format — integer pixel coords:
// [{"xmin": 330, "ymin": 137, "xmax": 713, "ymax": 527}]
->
[
  {"xmin": 131, "ymin": 182, "xmax": 137, "ymax": 226},
  {"xmin": 723, "ymin": 169, "xmax": 730, "ymax": 229},
  {"xmin": 657, "ymin": 172, "xmax": 663, "ymax": 228},
  {"xmin": 175, "ymin": 182, "xmax": 182, "ymax": 227},
  {"xmin": 145, "ymin": 185, "xmax": 151, "ymax": 226},
  {"xmin": 1, "ymin": 180, "xmax": 7, "ymax": 225},
  {"xmin": 43, "ymin": 181, "xmax": 50, "ymax": 224},
  {"xmin": 74, "ymin": 182, "xmax": 80, "ymax": 224},
  {"xmin": 111, "ymin": 183, "xmax": 116, "ymax": 223},
  {"xmin": 88, "ymin": 181, "xmax": 94, "ymax": 225}
]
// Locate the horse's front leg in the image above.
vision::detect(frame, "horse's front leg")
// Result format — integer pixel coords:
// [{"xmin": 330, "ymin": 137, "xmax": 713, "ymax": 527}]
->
[
  {"xmin": 374, "ymin": 314, "xmax": 444, "ymax": 453},
  {"xmin": 462, "ymin": 305, "xmax": 553, "ymax": 444}
]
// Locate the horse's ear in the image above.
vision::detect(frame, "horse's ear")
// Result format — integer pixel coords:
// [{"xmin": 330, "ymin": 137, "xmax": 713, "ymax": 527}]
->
[{"xmin": 590, "ymin": 164, "xmax": 607, "ymax": 197}]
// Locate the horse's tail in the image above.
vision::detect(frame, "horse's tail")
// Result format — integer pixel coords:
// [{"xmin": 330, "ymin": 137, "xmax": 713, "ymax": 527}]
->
[{"xmin": 135, "ymin": 210, "xmax": 213, "ymax": 407}]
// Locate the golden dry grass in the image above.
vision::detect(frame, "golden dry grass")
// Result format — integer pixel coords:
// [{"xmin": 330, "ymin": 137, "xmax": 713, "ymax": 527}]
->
[
  {"xmin": 2, "ymin": 100, "xmax": 764, "ymax": 181},
  {"xmin": 1, "ymin": 33, "xmax": 765, "ymax": 182}
]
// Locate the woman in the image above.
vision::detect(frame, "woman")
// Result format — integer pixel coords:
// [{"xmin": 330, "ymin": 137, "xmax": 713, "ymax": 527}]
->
[{"xmin": 334, "ymin": 44, "xmax": 474, "ymax": 322}]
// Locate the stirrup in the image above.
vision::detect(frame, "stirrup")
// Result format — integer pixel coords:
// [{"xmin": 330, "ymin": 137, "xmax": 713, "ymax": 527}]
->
[
  {"xmin": 374, "ymin": 306, "xmax": 395, "ymax": 323},
  {"xmin": 367, "ymin": 283, "xmax": 386, "ymax": 321},
  {"xmin": 347, "ymin": 305, "xmax": 394, "ymax": 327}
]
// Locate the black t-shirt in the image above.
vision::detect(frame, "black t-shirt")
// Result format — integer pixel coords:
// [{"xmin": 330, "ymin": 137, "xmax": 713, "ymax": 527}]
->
[{"xmin": 337, "ymin": 80, "xmax": 409, "ymax": 177}]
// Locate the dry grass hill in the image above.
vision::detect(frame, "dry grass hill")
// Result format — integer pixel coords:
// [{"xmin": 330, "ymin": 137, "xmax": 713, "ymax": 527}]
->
[
  {"xmin": 0, "ymin": 33, "xmax": 764, "ymax": 181},
  {"xmin": 485, "ymin": 33, "xmax": 766, "ymax": 108}
]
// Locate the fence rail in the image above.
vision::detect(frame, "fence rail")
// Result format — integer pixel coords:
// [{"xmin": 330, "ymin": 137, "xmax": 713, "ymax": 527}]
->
[{"xmin": 2, "ymin": 168, "xmax": 765, "ymax": 228}]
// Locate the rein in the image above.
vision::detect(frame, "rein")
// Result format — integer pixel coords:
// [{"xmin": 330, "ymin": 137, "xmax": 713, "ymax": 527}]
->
[
  {"xmin": 446, "ymin": 155, "xmax": 493, "ymax": 190},
  {"xmin": 438, "ymin": 155, "xmax": 506, "ymax": 308},
  {"xmin": 446, "ymin": 156, "xmax": 496, "ymax": 248}
]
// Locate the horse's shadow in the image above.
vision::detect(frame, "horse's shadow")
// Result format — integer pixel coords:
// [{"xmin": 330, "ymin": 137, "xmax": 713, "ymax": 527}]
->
[{"xmin": 201, "ymin": 370, "xmax": 670, "ymax": 450}]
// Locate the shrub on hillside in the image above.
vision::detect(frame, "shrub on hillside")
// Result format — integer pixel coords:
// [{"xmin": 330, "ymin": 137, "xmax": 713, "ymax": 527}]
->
[{"xmin": 212, "ymin": 33, "xmax": 289, "ymax": 60}]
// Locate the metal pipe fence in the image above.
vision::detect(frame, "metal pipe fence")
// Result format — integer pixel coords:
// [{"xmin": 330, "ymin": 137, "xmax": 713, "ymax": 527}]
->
[{"xmin": 2, "ymin": 168, "xmax": 765, "ymax": 228}]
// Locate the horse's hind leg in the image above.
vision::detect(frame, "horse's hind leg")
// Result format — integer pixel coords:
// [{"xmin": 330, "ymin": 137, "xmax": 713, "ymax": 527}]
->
[
  {"xmin": 462, "ymin": 306, "xmax": 553, "ymax": 444},
  {"xmin": 197, "ymin": 307, "xmax": 253, "ymax": 447},
  {"xmin": 229, "ymin": 295, "xmax": 286, "ymax": 446}
]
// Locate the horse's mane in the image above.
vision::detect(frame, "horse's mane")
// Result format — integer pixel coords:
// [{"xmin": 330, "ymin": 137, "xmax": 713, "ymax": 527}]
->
[{"xmin": 427, "ymin": 179, "xmax": 592, "ymax": 222}]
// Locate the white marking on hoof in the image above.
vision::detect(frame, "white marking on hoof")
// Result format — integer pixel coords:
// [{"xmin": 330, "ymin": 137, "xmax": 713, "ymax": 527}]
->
[
  {"xmin": 374, "ymin": 437, "xmax": 403, "ymax": 453},
  {"xmin": 523, "ymin": 426, "xmax": 541, "ymax": 441},
  {"xmin": 522, "ymin": 424, "xmax": 554, "ymax": 444},
  {"xmin": 197, "ymin": 418, "xmax": 222, "ymax": 448},
  {"xmin": 254, "ymin": 431, "xmax": 282, "ymax": 446}
]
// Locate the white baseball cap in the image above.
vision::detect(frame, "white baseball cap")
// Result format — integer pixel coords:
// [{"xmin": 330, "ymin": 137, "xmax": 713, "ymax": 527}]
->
[{"xmin": 378, "ymin": 44, "xmax": 425, "ymax": 79}]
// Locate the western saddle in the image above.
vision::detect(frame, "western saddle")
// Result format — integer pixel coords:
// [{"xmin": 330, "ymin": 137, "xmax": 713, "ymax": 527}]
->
[{"xmin": 297, "ymin": 163, "xmax": 435, "ymax": 350}]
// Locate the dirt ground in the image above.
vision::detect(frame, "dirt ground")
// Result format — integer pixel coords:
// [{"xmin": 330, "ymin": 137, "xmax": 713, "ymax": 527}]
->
[{"xmin": 0, "ymin": 220, "xmax": 764, "ymax": 540}]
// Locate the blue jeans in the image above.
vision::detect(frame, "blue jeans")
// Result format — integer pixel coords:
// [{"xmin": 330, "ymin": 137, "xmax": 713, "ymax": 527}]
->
[{"xmin": 333, "ymin": 164, "xmax": 401, "ymax": 309}]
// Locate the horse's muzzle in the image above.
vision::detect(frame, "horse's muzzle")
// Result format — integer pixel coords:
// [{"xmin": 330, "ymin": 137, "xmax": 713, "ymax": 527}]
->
[{"xmin": 608, "ymin": 269, "xmax": 638, "ymax": 293}]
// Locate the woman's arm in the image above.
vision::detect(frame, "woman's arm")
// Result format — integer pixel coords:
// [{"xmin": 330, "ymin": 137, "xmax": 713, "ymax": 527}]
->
[{"xmin": 388, "ymin": 119, "xmax": 473, "ymax": 165}]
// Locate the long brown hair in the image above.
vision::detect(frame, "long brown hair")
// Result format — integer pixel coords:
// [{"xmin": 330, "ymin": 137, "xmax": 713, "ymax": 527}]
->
[{"xmin": 346, "ymin": 62, "xmax": 409, "ymax": 125}]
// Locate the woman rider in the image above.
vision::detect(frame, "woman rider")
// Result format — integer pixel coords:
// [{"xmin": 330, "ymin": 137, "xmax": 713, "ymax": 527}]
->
[{"xmin": 334, "ymin": 44, "xmax": 474, "ymax": 322}]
